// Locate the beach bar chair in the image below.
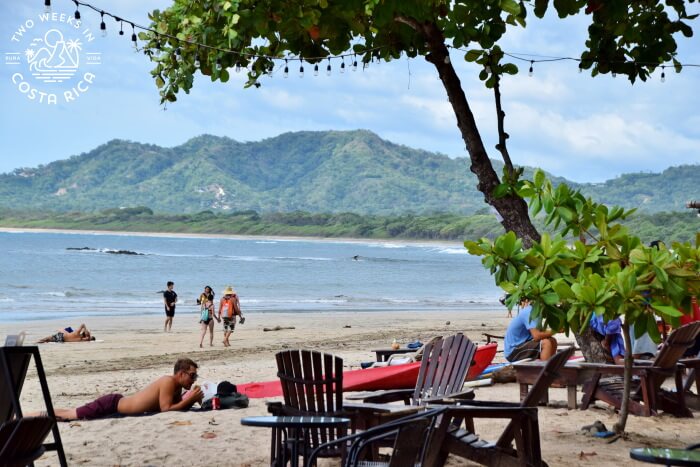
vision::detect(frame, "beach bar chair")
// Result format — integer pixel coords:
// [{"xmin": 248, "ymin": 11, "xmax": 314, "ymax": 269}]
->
[
  {"xmin": 0, "ymin": 346, "xmax": 67, "ymax": 466},
  {"xmin": 580, "ymin": 321, "xmax": 700, "ymax": 417}
]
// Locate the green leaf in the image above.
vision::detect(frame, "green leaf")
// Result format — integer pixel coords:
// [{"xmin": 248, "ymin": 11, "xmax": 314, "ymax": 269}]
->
[
  {"xmin": 651, "ymin": 304, "xmax": 683, "ymax": 318},
  {"xmin": 465, "ymin": 49, "xmax": 482, "ymax": 62},
  {"xmin": 500, "ymin": 0, "xmax": 522, "ymax": 16}
]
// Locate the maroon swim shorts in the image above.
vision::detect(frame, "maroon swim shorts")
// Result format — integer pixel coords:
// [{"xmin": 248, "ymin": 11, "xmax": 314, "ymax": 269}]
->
[{"xmin": 75, "ymin": 393, "xmax": 124, "ymax": 420}]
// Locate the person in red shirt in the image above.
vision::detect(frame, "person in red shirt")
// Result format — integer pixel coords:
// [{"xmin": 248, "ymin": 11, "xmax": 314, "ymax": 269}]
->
[{"xmin": 218, "ymin": 286, "xmax": 244, "ymax": 347}]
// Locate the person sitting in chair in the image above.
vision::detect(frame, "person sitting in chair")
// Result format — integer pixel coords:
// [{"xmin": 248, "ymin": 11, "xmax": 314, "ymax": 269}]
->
[
  {"xmin": 504, "ymin": 299, "xmax": 557, "ymax": 362},
  {"xmin": 590, "ymin": 314, "xmax": 625, "ymax": 364}
]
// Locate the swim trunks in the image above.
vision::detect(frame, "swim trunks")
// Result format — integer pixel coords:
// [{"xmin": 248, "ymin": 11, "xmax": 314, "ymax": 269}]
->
[
  {"xmin": 223, "ymin": 317, "xmax": 236, "ymax": 332},
  {"xmin": 51, "ymin": 332, "xmax": 65, "ymax": 343},
  {"xmin": 506, "ymin": 339, "xmax": 540, "ymax": 362},
  {"xmin": 75, "ymin": 393, "xmax": 124, "ymax": 420}
]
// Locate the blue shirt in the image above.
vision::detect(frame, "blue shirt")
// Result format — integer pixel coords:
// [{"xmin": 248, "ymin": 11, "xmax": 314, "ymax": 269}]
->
[
  {"xmin": 590, "ymin": 314, "xmax": 625, "ymax": 358},
  {"xmin": 504, "ymin": 305, "xmax": 539, "ymax": 359}
]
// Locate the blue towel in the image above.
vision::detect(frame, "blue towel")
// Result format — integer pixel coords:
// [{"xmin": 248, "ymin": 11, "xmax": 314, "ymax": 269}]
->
[{"xmin": 407, "ymin": 341, "xmax": 423, "ymax": 350}]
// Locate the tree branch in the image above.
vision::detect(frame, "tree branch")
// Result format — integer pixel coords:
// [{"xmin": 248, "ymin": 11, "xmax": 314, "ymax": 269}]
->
[{"xmin": 490, "ymin": 57, "xmax": 514, "ymax": 176}]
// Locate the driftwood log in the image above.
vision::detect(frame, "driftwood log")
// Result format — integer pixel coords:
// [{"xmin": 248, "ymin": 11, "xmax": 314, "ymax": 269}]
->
[{"xmin": 263, "ymin": 326, "xmax": 296, "ymax": 332}]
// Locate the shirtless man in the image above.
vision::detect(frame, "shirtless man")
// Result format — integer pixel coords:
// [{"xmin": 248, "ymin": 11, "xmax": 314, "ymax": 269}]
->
[
  {"xmin": 37, "ymin": 323, "xmax": 95, "ymax": 343},
  {"xmin": 52, "ymin": 358, "xmax": 203, "ymax": 420}
]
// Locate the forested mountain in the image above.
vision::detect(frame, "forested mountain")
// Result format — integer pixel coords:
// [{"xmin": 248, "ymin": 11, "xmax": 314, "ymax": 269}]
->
[{"xmin": 0, "ymin": 130, "xmax": 696, "ymax": 214}]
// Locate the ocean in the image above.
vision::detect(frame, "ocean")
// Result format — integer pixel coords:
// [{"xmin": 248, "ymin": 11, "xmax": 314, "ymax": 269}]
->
[{"xmin": 0, "ymin": 230, "xmax": 502, "ymax": 323}]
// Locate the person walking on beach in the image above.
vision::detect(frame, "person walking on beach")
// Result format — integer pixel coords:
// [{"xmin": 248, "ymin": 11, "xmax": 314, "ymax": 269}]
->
[
  {"xmin": 197, "ymin": 286, "xmax": 219, "ymax": 347},
  {"xmin": 50, "ymin": 358, "xmax": 203, "ymax": 420},
  {"xmin": 163, "ymin": 281, "xmax": 178, "ymax": 332},
  {"xmin": 218, "ymin": 285, "xmax": 243, "ymax": 347}
]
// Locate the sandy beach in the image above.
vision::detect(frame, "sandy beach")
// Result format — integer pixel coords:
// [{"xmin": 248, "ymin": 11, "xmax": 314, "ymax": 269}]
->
[{"xmin": 4, "ymin": 310, "xmax": 699, "ymax": 466}]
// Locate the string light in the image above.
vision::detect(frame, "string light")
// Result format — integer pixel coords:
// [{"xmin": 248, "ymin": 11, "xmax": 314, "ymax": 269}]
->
[
  {"xmin": 661, "ymin": 65, "xmax": 666, "ymax": 83},
  {"xmin": 313, "ymin": 63, "xmax": 319, "ymax": 76},
  {"xmin": 194, "ymin": 49, "xmax": 201, "ymax": 68},
  {"xmin": 44, "ymin": 0, "xmax": 51, "ymax": 14},
  {"xmin": 283, "ymin": 59, "xmax": 289, "ymax": 78},
  {"xmin": 131, "ymin": 22, "xmax": 138, "ymax": 48},
  {"xmin": 118, "ymin": 19, "xmax": 124, "ymax": 36},
  {"xmin": 299, "ymin": 59, "xmax": 304, "ymax": 78},
  {"xmin": 215, "ymin": 58, "xmax": 222, "ymax": 71},
  {"xmin": 99, "ymin": 11, "xmax": 106, "ymax": 37},
  {"xmin": 53, "ymin": 0, "xmax": 700, "ymax": 82},
  {"xmin": 235, "ymin": 62, "xmax": 241, "ymax": 73}
]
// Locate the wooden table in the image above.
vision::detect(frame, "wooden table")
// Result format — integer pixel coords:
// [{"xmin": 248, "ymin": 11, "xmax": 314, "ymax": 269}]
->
[
  {"xmin": 240, "ymin": 415, "xmax": 350, "ymax": 467},
  {"xmin": 372, "ymin": 348, "xmax": 415, "ymax": 362},
  {"xmin": 513, "ymin": 361, "xmax": 596, "ymax": 409}
]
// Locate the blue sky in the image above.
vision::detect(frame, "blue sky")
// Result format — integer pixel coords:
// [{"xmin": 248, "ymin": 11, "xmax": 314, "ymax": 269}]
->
[{"xmin": 1, "ymin": 0, "xmax": 698, "ymax": 183}]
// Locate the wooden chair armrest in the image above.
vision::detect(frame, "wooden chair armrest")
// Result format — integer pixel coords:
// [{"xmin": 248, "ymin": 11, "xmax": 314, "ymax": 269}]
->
[
  {"xmin": 343, "ymin": 401, "xmax": 422, "ymax": 416},
  {"xmin": 357, "ymin": 388, "xmax": 413, "ymax": 404},
  {"xmin": 439, "ymin": 404, "xmax": 538, "ymax": 420},
  {"xmin": 422, "ymin": 389, "xmax": 475, "ymax": 404}
]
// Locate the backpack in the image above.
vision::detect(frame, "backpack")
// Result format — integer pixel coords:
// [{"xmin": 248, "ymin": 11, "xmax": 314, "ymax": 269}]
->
[{"xmin": 201, "ymin": 392, "xmax": 249, "ymax": 410}]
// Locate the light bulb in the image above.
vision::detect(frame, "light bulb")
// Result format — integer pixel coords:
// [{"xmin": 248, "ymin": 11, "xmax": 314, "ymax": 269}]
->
[
  {"xmin": 131, "ymin": 24, "xmax": 137, "ymax": 48},
  {"xmin": 340, "ymin": 62, "xmax": 345, "ymax": 73},
  {"xmin": 528, "ymin": 61, "xmax": 533, "ymax": 77},
  {"xmin": 194, "ymin": 54, "xmax": 201, "ymax": 68},
  {"xmin": 352, "ymin": 60, "xmax": 357, "ymax": 72},
  {"xmin": 235, "ymin": 63, "xmax": 241, "ymax": 73},
  {"xmin": 119, "ymin": 23, "xmax": 124, "ymax": 36},
  {"xmin": 74, "ymin": 9, "xmax": 81, "ymax": 20},
  {"xmin": 314, "ymin": 63, "xmax": 319, "ymax": 76},
  {"xmin": 283, "ymin": 65, "xmax": 289, "ymax": 78},
  {"xmin": 612, "ymin": 71, "xmax": 616, "ymax": 78},
  {"xmin": 661, "ymin": 69, "xmax": 666, "ymax": 83},
  {"xmin": 299, "ymin": 64, "xmax": 304, "ymax": 78},
  {"xmin": 215, "ymin": 59, "xmax": 222, "ymax": 71},
  {"xmin": 326, "ymin": 63, "xmax": 331, "ymax": 76},
  {"xmin": 175, "ymin": 47, "xmax": 182, "ymax": 61},
  {"xmin": 44, "ymin": 0, "xmax": 51, "ymax": 14},
  {"xmin": 100, "ymin": 22, "xmax": 107, "ymax": 37}
]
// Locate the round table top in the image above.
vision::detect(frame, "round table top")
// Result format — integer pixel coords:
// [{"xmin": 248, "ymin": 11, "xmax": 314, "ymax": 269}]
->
[
  {"xmin": 240, "ymin": 415, "xmax": 350, "ymax": 429},
  {"xmin": 630, "ymin": 447, "xmax": 700, "ymax": 466}
]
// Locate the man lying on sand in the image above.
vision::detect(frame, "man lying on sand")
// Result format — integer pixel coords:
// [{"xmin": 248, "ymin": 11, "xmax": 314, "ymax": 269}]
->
[
  {"xmin": 37, "ymin": 323, "xmax": 95, "ymax": 343},
  {"xmin": 52, "ymin": 358, "xmax": 203, "ymax": 420}
]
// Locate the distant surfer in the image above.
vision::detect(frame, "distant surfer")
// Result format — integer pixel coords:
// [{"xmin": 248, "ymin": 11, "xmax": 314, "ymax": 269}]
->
[{"xmin": 352, "ymin": 255, "xmax": 359, "ymax": 261}]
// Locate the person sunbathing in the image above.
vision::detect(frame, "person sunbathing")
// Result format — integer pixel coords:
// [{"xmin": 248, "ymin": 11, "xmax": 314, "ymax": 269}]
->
[
  {"xmin": 52, "ymin": 358, "xmax": 203, "ymax": 421},
  {"xmin": 37, "ymin": 323, "xmax": 95, "ymax": 343}
]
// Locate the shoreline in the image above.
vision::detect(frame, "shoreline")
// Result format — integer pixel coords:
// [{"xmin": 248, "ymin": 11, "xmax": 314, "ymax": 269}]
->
[{"xmin": 0, "ymin": 226, "xmax": 466, "ymax": 248}]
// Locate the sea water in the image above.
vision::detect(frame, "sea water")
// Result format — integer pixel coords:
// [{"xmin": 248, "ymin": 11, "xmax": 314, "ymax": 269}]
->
[{"xmin": 0, "ymin": 231, "xmax": 502, "ymax": 323}]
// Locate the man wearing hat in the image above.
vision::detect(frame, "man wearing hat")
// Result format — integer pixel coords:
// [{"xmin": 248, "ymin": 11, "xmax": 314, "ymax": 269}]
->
[{"xmin": 218, "ymin": 286, "xmax": 244, "ymax": 347}]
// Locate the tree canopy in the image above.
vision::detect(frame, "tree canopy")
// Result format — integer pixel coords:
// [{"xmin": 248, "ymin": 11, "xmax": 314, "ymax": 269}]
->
[{"xmin": 141, "ymin": 0, "xmax": 697, "ymax": 246}]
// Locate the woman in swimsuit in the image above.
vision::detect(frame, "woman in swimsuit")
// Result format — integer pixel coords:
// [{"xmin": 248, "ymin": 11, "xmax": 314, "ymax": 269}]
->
[{"xmin": 197, "ymin": 286, "xmax": 218, "ymax": 348}]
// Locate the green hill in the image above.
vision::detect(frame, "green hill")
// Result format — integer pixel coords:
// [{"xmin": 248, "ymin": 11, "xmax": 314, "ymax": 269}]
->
[{"xmin": 0, "ymin": 130, "xmax": 696, "ymax": 214}]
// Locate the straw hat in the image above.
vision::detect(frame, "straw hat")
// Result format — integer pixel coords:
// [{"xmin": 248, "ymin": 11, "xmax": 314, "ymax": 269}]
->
[{"xmin": 222, "ymin": 286, "xmax": 236, "ymax": 296}]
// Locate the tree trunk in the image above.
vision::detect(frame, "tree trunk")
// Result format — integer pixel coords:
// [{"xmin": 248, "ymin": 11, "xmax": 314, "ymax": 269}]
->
[
  {"xmin": 614, "ymin": 322, "xmax": 633, "ymax": 434},
  {"xmin": 574, "ymin": 327, "xmax": 609, "ymax": 363},
  {"xmin": 416, "ymin": 22, "xmax": 541, "ymax": 247}
]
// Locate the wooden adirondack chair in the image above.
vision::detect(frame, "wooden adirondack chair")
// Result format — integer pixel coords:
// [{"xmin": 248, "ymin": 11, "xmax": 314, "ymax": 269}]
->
[
  {"xmin": 305, "ymin": 407, "xmax": 448, "ymax": 467},
  {"xmin": 0, "ymin": 416, "xmax": 55, "ymax": 467},
  {"xmin": 0, "ymin": 346, "xmax": 67, "ymax": 466},
  {"xmin": 580, "ymin": 321, "xmax": 700, "ymax": 417},
  {"xmin": 357, "ymin": 333, "xmax": 477, "ymax": 406},
  {"xmin": 267, "ymin": 350, "xmax": 354, "ymax": 463},
  {"xmin": 428, "ymin": 346, "xmax": 575, "ymax": 467}
]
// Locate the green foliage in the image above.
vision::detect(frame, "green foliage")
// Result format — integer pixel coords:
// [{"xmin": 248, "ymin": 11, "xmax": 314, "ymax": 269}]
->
[
  {"xmin": 142, "ymin": 0, "xmax": 696, "ymax": 102},
  {"xmin": 0, "ymin": 132, "xmax": 697, "ymax": 218},
  {"xmin": 467, "ymin": 169, "xmax": 700, "ymax": 338}
]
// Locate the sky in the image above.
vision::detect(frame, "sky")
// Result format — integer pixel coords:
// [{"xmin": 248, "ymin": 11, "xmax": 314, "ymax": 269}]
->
[{"xmin": 1, "ymin": 1, "xmax": 699, "ymax": 183}]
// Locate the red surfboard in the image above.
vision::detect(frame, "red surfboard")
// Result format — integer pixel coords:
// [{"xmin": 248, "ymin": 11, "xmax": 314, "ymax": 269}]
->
[{"xmin": 238, "ymin": 343, "xmax": 498, "ymax": 399}]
